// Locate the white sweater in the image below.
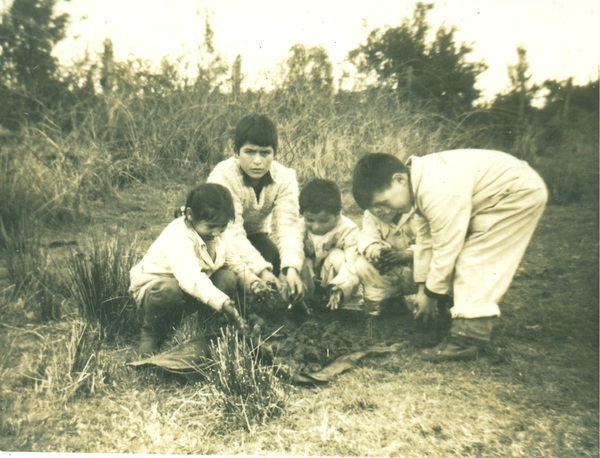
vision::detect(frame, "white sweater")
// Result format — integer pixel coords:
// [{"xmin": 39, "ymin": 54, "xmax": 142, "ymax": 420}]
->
[
  {"xmin": 207, "ymin": 156, "xmax": 304, "ymax": 274},
  {"xmin": 129, "ymin": 217, "xmax": 261, "ymax": 311}
]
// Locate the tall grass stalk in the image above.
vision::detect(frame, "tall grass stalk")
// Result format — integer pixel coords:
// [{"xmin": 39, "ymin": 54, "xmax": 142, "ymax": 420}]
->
[
  {"xmin": 36, "ymin": 321, "xmax": 109, "ymax": 402},
  {"xmin": 66, "ymin": 235, "xmax": 141, "ymax": 339},
  {"xmin": 1, "ymin": 218, "xmax": 63, "ymax": 321},
  {"xmin": 205, "ymin": 326, "xmax": 288, "ymax": 432}
]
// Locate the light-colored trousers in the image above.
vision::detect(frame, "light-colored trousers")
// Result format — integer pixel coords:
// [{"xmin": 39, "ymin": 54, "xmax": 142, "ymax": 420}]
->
[{"xmin": 451, "ymin": 180, "xmax": 548, "ymax": 319}]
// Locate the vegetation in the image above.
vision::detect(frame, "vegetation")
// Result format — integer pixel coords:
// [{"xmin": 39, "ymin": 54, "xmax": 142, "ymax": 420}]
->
[{"xmin": 0, "ymin": 0, "xmax": 597, "ymax": 455}]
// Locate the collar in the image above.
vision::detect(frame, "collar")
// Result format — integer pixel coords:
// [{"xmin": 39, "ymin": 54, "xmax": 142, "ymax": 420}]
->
[{"xmin": 241, "ymin": 169, "xmax": 274, "ymax": 188}]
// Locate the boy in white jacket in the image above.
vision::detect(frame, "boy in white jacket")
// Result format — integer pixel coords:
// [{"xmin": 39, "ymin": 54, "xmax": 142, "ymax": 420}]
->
[
  {"xmin": 299, "ymin": 179, "xmax": 360, "ymax": 310},
  {"xmin": 352, "ymin": 150, "xmax": 547, "ymax": 361},
  {"xmin": 130, "ymin": 184, "xmax": 268, "ymax": 356},
  {"xmin": 207, "ymin": 114, "xmax": 304, "ymax": 301}
]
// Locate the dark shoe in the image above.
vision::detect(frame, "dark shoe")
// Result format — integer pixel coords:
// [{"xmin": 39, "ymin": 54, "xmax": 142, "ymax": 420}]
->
[
  {"xmin": 139, "ymin": 328, "xmax": 162, "ymax": 357},
  {"xmin": 420, "ymin": 336, "xmax": 479, "ymax": 362}
]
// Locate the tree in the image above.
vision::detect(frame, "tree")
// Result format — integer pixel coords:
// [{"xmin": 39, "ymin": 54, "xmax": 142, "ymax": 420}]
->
[
  {"xmin": 0, "ymin": 0, "xmax": 68, "ymax": 127},
  {"xmin": 282, "ymin": 44, "xmax": 334, "ymax": 99},
  {"xmin": 349, "ymin": 2, "xmax": 486, "ymax": 114}
]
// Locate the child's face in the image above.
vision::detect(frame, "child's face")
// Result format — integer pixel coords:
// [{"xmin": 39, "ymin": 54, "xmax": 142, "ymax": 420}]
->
[
  {"xmin": 369, "ymin": 173, "xmax": 412, "ymax": 223},
  {"xmin": 189, "ymin": 219, "xmax": 228, "ymax": 240},
  {"xmin": 236, "ymin": 142, "xmax": 274, "ymax": 182},
  {"xmin": 303, "ymin": 210, "xmax": 339, "ymax": 236}
]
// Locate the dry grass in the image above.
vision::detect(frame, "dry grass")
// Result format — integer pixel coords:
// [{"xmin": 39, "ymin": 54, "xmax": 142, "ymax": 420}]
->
[{"xmin": 0, "ymin": 193, "xmax": 597, "ymax": 455}]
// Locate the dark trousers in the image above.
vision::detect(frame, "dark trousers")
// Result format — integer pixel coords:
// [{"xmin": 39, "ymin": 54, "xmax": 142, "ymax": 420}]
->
[
  {"xmin": 141, "ymin": 268, "xmax": 237, "ymax": 334},
  {"xmin": 247, "ymin": 233, "xmax": 281, "ymax": 276}
]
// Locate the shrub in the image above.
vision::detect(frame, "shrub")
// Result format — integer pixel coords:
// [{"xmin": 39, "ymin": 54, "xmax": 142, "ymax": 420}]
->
[
  {"xmin": 65, "ymin": 234, "xmax": 141, "ymax": 339},
  {"xmin": 205, "ymin": 326, "xmax": 288, "ymax": 432},
  {"xmin": 0, "ymin": 218, "xmax": 63, "ymax": 321}
]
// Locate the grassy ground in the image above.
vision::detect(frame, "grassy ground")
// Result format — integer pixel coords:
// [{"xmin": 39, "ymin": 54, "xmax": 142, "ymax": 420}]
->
[{"xmin": 0, "ymin": 181, "xmax": 598, "ymax": 456}]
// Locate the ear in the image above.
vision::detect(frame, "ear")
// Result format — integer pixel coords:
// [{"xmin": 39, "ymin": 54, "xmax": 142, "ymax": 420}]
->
[{"xmin": 184, "ymin": 207, "xmax": 193, "ymax": 219}]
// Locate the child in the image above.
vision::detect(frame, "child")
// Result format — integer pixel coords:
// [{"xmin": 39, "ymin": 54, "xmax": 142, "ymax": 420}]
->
[
  {"xmin": 352, "ymin": 150, "xmax": 547, "ymax": 361},
  {"xmin": 129, "ymin": 183, "xmax": 268, "ymax": 356},
  {"xmin": 207, "ymin": 114, "xmax": 304, "ymax": 301},
  {"xmin": 354, "ymin": 204, "xmax": 432, "ymax": 316},
  {"xmin": 299, "ymin": 179, "xmax": 360, "ymax": 310}
]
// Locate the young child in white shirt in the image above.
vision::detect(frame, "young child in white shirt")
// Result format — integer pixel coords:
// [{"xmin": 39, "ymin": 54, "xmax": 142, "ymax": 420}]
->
[
  {"xmin": 299, "ymin": 179, "xmax": 360, "ymax": 311},
  {"xmin": 129, "ymin": 183, "xmax": 269, "ymax": 356},
  {"xmin": 354, "ymin": 206, "xmax": 432, "ymax": 316}
]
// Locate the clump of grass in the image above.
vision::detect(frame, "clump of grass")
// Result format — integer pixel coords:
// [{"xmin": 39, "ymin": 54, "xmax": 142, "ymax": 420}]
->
[
  {"xmin": 65, "ymin": 235, "xmax": 141, "ymax": 340},
  {"xmin": 205, "ymin": 326, "xmax": 289, "ymax": 432},
  {"xmin": 36, "ymin": 321, "xmax": 112, "ymax": 402},
  {"xmin": 1, "ymin": 218, "xmax": 63, "ymax": 321}
]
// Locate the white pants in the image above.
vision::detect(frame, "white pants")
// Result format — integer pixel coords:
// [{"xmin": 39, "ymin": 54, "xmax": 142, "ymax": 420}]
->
[{"xmin": 451, "ymin": 179, "xmax": 548, "ymax": 319}]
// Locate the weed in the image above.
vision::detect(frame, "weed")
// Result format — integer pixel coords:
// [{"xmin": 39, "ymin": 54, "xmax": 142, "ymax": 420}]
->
[
  {"xmin": 205, "ymin": 326, "xmax": 289, "ymax": 432},
  {"xmin": 0, "ymin": 219, "xmax": 63, "ymax": 321},
  {"xmin": 65, "ymin": 234, "xmax": 141, "ymax": 339}
]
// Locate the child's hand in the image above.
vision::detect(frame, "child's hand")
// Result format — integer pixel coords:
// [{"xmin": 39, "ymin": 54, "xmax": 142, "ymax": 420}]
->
[
  {"xmin": 250, "ymin": 279, "xmax": 270, "ymax": 294},
  {"xmin": 260, "ymin": 269, "xmax": 282, "ymax": 291},
  {"xmin": 221, "ymin": 300, "xmax": 248, "ymax": 334},
  {"xmin": 413, "ymin": 292, "xmax": 438, "ymax": 323},
  {"xmin": 380, "ymin": 248, "xmax": 409, "ymax": 265},
  {"xmin": 285, "ymin": 267, "xmax": 305, "ymax": 303},
  {"xmin": 326, "ymin": 287, "xmax": 343, "ymax": 310}
]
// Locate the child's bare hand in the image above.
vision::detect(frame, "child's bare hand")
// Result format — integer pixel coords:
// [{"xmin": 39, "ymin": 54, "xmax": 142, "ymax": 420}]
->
[
  {"xmin": 413, "ymin": 293, "xmax": 438, "ymax": 323},
  {"xmin": 326, "ymin": 287, "xmax": 343, "ymax": 310},
  {"xmin": 250, "ymin": 279, "xmax": 270, "ymax": 294},
  {"xmin": 379, "ymin": 248, "xmax": 408, "ymax": 265},
  {"xmin": 285, "ymin": 267, "xmax": 305, "ymax": 303},
  {"xmin": 221, "ymin": 300, "xmax": 248, "ymax": 334},
  {"xmin": 260, "ymin": 269, "xmax": 282, "ymax": 291}
]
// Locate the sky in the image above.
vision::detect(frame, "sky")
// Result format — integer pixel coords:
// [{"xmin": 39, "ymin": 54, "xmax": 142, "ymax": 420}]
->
[{"xmin": 4, "ymin": 0, "xmax": 599, "ymax": 101}]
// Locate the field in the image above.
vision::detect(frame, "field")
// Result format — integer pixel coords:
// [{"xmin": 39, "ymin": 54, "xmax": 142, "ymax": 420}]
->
[{"xmin": 0, "ymin": 176, "xmax": 598, "ymax": 456}]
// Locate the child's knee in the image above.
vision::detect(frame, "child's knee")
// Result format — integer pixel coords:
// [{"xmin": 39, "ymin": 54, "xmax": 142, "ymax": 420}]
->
[{"xmin": 211, "ymin": 268, "xmax": 238, "ymax": 296}]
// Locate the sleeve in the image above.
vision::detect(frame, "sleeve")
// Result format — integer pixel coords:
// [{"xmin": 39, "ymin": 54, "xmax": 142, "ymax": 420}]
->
[
  {"xmin": 208, "ymin": 164, "xmax": 273, "ymax": 275},
  {"xmin": 223, "ymin": 245, "xmax": 262, "ymax": 290},
  {"xmin": 422, "ymin": 193, "xmax": 471, "ymax": 295},
  {"xmin": 167, "ymin": 234, "xmax": 229, "ymax": 311},
  {"xmin": 328, "ymin": 222, "xmax": 360, "ymax": 301},
  {"xmin": 271, "ymin": 169, "xmax": 305, "ymax": 272},
  {"xmin": 408, "ymin": 213, "xmax": 432, "ymax": 283},
  {"xmin": 357, "ymin": 211, "xmax": 390, "ymax": 260}
]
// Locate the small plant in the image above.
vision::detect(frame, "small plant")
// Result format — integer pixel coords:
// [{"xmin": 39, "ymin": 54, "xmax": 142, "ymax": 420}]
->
[
  {"xmin": 65, "ymin": 234, "xmax": 141, "ymax": 339},
  {"xmin": 205, "ymin": 326, "xmax": 289, "ymax": 432},
  {"xmin": 0, "ymin": 218, "xmax": 63, "ymax": 321},
  {"xmin": 37, "ymin": 320, "xmax": 111, "ymax": 402}
]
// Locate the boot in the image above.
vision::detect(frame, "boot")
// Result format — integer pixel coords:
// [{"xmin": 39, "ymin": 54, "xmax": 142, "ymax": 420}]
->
[
  {"xmin": 139, "ymin": 326, "xmax": 164, "ymax": 357},
  {"xmin": 420, "ymin": 317, "xmax": 495, "ymax": 362},
  {"xmin": 419, "ymin": 335, "xmax": 480, "ymax": 362}
]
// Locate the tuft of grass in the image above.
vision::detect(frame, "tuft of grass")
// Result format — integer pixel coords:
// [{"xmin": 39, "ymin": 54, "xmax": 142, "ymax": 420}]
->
[
  {"xmin": 65, "ymin": 234, "xmax": 141, "ymax": 340},
  {"xmin": 205, "ymin": 326, "xmax": 289, "ymax": 432},
  {"xmin": 40, "ymin": 321, "xmax": 110, "ymax": 402},
  {"xmin": 1, "ymin": 219, "xmax": 63, "ymax": 321}
]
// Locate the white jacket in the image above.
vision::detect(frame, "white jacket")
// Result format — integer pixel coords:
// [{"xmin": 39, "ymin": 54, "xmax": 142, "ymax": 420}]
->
[
  {"xmin": 129, "ymin": 217, "xmax": 261, "ymax": 311},
  {"xmin": 207, "ymin": 156, "xmax": 304, "ymax": 274},
  {"xmin": 408, "ymin": 149, "xmax": 545, "ymax": 295}
]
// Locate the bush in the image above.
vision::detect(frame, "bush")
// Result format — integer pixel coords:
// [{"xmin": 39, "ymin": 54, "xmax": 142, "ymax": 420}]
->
[
  {"xmin": 65, "ymin": 235, "xmax": 141, "ymax": 339},
  {"xmin": 205, "ymin": 326, "xmax": 288, "ymax": 432}
]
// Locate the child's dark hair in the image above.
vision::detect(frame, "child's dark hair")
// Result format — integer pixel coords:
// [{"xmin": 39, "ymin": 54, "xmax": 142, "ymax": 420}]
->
[
  {"xmin": 234, "ymin": 114, "xmax": 278, "ymax": 154},
  {"xmin": 299, "ymin": 179, "xmax": 342, "ymax": 215},
  {"xmin": 352, "ymin": 153, "xmax": 408, "ymax": 210},
  {"xmin": 180, "ymin": 183, "xmax": 235, "ymax": 224}
]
